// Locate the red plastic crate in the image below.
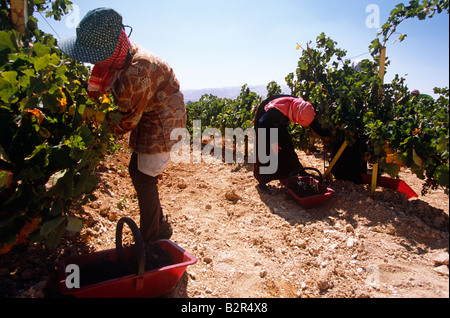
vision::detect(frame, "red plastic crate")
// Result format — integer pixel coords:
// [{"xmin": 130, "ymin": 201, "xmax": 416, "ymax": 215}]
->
[
  {"xmin": 361, "ymin": 174, "xmax": 418, "ymax": 199},
  {"xmin": 281, "ymin": 176, "xmax": 335, "ymax": 209},
  {"xmin": 59, "ymin": 239, "xmax": 197, "ymax": 298}
]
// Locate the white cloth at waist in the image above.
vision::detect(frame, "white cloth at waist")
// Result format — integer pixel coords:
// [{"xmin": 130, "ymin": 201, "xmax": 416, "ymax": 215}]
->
[{"xmin": 137, "ymin": 152, "xmax": 171, "ymax": 177}]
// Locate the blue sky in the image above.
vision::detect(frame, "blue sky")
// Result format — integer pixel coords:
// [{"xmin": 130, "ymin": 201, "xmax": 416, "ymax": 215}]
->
[{"xmin": 36, "ymin": 0, "xmax": 449, "ymax": 95}]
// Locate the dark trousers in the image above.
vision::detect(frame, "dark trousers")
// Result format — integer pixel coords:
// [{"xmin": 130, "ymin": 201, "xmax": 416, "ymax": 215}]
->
[
  {"xmin": 129, "ymin": 152, "xmax": 162, "ymax": 242},
  {"xmin": 254, "ymin": 125, "xmax": 304, "ymax": 185}
]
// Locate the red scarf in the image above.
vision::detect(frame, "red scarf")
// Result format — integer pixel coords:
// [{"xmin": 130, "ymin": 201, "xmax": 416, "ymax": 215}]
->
[
  {"xmin": 88, "ymin": 30, "xmax": 131, "ymax": 93},
  {"xmin": 265, "ymin": 97, "xmax": 316, "ymax": 127}
]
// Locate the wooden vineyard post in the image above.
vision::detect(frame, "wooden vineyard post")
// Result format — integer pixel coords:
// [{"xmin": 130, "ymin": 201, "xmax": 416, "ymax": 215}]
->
[
  {"xmin": 323, "ymin": 140, "xmax": 348, "ymax": 179},
  {"xmin": 371, "ymin": 46, "xmax": 387, "ymax": 196},
  {"xmin": 378, "ymin": 46, "xmax": 387, "ymax": 86},
  {"xmin": 10, "ymin": 0, "xmax": 28, "ymax": 35}
]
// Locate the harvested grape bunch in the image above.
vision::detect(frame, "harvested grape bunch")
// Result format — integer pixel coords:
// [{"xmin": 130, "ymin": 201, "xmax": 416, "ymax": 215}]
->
[
  {"xmin": 288, "ymin": 178, "xmax": 319, "ymax": 198},
  {"xmin": 143, "ymin": 242, "xmax": 174, "ymax": 272},
  {"xmin": 79, "ymin": 242, "xmax": 174, "ymax": 287},
  {"xmin": 80, "ymin": 254, "xmax": 129, "ymax": 287}
]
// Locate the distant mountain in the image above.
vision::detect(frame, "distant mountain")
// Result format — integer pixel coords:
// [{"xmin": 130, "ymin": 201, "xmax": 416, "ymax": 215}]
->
[{"xmin": 181, "ymin": 84, "xmax": 290, "ymax": 103}]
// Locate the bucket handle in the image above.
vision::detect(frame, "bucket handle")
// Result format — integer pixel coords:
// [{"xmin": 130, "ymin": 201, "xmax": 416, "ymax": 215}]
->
[
  {"xmin": 115, "ymin": 217, "xmax": 146, "ymax": 276},
  {"xmin": 288, "ymin": 167, "xmax": 324, "ymax": 183}
]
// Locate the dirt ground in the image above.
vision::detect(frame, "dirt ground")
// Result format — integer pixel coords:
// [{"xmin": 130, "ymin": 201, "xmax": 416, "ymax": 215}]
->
[{"xmin": 1, "ymin": 134, "xmax": 449, "ymax": 298}]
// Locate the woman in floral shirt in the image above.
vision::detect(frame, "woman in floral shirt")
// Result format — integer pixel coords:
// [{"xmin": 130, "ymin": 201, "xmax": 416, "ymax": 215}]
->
[{"xmin": 60, "ymin": 8, "xmax": 186, "ymax": 242}]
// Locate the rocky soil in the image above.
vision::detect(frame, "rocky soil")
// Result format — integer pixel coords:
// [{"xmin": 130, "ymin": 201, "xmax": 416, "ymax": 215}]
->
[{"xmin": 1, "ymin": 135, "xmax": 448, "ymax": 298}]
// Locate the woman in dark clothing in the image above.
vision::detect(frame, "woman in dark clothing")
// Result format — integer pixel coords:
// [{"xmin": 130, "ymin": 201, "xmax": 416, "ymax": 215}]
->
[
  {"xmin": 254, "ymin": 95, "xmax": 367, "ymax": 187},
  {"xmin": 328, "ymin": 138, "xmax": 367, "ymax": 184},
  {"xmin": 254, "ymin": 95, "xmax": 328, "ymax": 186}
]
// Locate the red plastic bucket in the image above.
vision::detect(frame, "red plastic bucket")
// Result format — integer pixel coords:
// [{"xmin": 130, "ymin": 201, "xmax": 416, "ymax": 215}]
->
[
  {"xmin": 280, "ymin": 168, "xmax": 335, "ymax": 209},
  {"xmin": 281, "ymin": 176, "xmax": 335, "ymax": 209},
  {"xmin": 58, "ymin": 218, "xmax": 197, "ymax": 298}
]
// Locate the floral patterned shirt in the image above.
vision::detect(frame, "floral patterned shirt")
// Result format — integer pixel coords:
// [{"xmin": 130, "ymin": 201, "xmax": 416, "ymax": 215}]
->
[{"xmin": 111, "ymin": 43, "xmax": 186, "ymax": 155}]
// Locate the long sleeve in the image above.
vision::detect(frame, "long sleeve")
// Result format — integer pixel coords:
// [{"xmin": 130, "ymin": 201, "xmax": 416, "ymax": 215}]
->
[
  {"xmin": 109, "ymin": 44, "xmax": 186, "ymax": 154},
  {"xmin": 308, "ymin": 118, "xmax": 331, "ymax": 138},
  {"xmin": 111, "ymin": 48, "xmax": 160, "ymax": 134},
  {"xmin": 258, "ymin": 108, "xmax": 290, "ymax": 128}
]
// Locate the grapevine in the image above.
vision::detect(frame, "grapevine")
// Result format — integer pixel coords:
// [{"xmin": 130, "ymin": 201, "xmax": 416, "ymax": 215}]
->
[
  {"xmin": 0, "ymin": 0, "xmax": 121, "ymax": 253},
  {"xmin": 286, "ymin": 33, "xmax": 448, "ymax": 195}
]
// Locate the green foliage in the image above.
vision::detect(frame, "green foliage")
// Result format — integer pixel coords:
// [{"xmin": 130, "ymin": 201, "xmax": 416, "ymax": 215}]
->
[
  {"xmin": 221, "ymin": 85, "xmax": 262, "ymax": 132},
  {"xmin": 370, "ymin": 87, "xmax": 449, "ymax": 195},
  {"xmin": 286, "ymin": 33, "xmax": 383, "ymax": 149},
  {"xmin": 370, "ymin": 0, "xmax": 449, "ymax": 57},
  {"xmin": 2, "ymin": 0, "xmax": 447, "ymax": 254},
  {"xmin": 187, "ymin": 31, "xmax": 448, "ymax": 196},
  {"xmin": 33, "ymin": 0, "xmax": 73, "ymax": 21},
  {"xmin": 0, "ymin": 0, "xmax": 119, "ymax": 253},
  {"xmin": 185, "ymin": 2, "xmax": 450, "ymax": 196},
  {"xmin": 186, "ymin": 94, "xmax": 232, "ymax": 134},
  {"xmin": 380, "ymin": 0, "xmax": 449, "ymax": 44},
  {"xmin": 287, "ymin": 33, "xmax": 449, "ymax": 195},
  {"xmin": 186, "ymin": 84, "xmax": 262, "ymax": 135}
]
